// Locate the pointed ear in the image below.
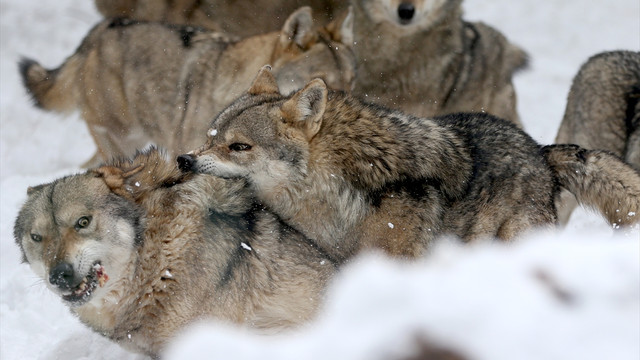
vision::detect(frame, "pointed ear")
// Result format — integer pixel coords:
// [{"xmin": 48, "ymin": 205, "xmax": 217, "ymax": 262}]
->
[
  {"xmin": 281, "ymin": 78, "xmax": 327, "ymax": 139},
  {"xmin": 325, "ymin": 6, "xmax": 354, "ymax": 45},
  {"xmin": 280, "ymin": 6, "xmax": 315, "ymax": 49},
  {"xmin": 92, "ymin": 164, "xmax": 144, "ymax": 198},
  {"xmin": 248, "ymin": 65, "xmax": 280, "ymax": 95},
  {"xmin": 26, "ymin": 183, "xmax": 48, "ymax": 196}
]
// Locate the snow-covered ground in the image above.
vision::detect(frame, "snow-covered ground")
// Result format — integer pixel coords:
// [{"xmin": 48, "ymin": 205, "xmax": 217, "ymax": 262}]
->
[{"xmin": 0, "ymin": 0, "xmax": 638, "ymax": 359}]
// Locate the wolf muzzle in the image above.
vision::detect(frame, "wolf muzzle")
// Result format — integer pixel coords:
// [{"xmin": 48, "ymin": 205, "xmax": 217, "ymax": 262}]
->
[
  {"xmin": 398, "ymin": 3, "xmax": 416, "ymax": 23},
  {"xmin": 49, "ymin": 262, "xmax": 76, "ymax": 290},
  {"xmin": 177, "ymin": 154, "xmax": 196, "ymax": 172}
]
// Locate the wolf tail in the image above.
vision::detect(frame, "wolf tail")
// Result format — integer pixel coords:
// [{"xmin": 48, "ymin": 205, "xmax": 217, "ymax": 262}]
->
[
  {"xmin": 18, "ymin": 54, "xmax": 83, "ymax": 113},
  {"xmin": 542, "ymin": 144, "xmax": 640, "ymax": 228}
]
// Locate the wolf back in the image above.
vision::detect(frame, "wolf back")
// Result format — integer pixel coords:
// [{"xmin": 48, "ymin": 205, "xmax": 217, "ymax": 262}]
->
[
  {"xmin": 19, "ymin": 7, "xmax": 355, "ymax": 167},
  {"xmin": 554, "ymin": 50, "xmax": 640, "ymax": 224},
  {"xmin": 94, "ymin": 0, "xmax": 348, "ymax": 38}
]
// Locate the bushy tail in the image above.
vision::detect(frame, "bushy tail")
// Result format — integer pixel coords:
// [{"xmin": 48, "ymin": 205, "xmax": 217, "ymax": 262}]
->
[
  {"xmin": 542, "ymin": 144, "xmax": 640, "ymax": 228},
  {"xmin": 18, "ymin": 54, "xmax": 82, "ymax": 113}
]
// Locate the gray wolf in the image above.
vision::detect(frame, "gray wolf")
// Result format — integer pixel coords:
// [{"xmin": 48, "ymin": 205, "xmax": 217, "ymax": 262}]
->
[
  {"xmin": 554, "ymin": 50, "xmax": 640, "ymax": 224},
  {"xmin": 94, "ymin": 0, "xmax": 348, "ymax": 38},
  {"xmin": 19, "ymin": 6, "xmax": 355, "ymax": 167},
  {"xmin": 14, "ymin": 148, "xmax": 336, "ymax": 358},
  {"xmin": 350, "ymin": 0, "xmax": 528, "ymax": 125},
  {"xmin": 178, "ymin": 67, "xmax": 640, "ymax": 262}
]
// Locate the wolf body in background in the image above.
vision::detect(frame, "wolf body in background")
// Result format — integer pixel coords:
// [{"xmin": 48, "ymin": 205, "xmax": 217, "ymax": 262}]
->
[
  {"xmin": 554, "ymin": 50, "xmax": 640, "ymax": 225},
  {"xmin": 179, "ymin": 68, "xmax": 640, "ymax": 262},
  {"xmin": 95, "ymin": 0, "xmax": 348, "ymax": 38},
  {"xmin": 20, "ymin": 7, "xmax": 355, "ymax": 167},
  {"xmin": 13, "ymin": 148, "xmax": 336, "ymax": 358},
  {"xmin": 350, "ymin": 0, "xmax": 528, "ymax": 126}
]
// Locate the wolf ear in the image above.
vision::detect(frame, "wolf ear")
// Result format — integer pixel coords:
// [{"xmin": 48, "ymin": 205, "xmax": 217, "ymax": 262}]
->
[
  {"xmin": 280, "ymin": 6, "xmax": 315, "ymax": 49},
  {"xmin": 92, "ymin": 164, "xmax": 144, "ymax": 198},
  {"xmin": 325, "ymin": 6, "xmax": 354, "ymax": 45},
  {"xmin": 248, "ymin": 65, "xmax": 280, "ymax": 95},
  {"xmin": 281, "ymin": 78, "xmax": 327, "ymax": 139},
  {"xmin": 26, "ymin": 183, "xmax": 48, "ymax": 196}
]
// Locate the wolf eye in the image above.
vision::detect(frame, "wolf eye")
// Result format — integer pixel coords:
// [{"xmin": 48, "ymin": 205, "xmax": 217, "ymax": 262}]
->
[
  {"xmin": 229, "ymin": 143, "xmax": 252, "ymax": 152},
  {"xmin": 30, "ymin": 233, "xmax": 42, "ymax": 242},
  {"xmin": 76, "ymin": 216, "xmax": 92, "ymax": 229}
]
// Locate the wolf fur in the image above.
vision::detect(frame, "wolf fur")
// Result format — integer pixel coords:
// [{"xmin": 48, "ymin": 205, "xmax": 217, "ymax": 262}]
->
[
  {"xmin": 19, "ymin": 7, "xmax": 355, "ymax": 167},
  {"xmin": 178, "ymin": 68, "xmax": 640, "ymax": 262},
  {"xmin": 542, "ymin": 144, "xmax": 640, "ymax": 228},
  {"xmin": 350, "ymin": 0, "xmax": 528, "ymax": 125},
  {"xmin": 13, "ymin": 148, "xmax": 336, "ymax": 358},
  {"xmin": 554, "ymin": 50, "xmax": 640, "ymax": 224},
  {"xmin": 94, "ymin": 0, "xmax": 348, "ymax": 38}
]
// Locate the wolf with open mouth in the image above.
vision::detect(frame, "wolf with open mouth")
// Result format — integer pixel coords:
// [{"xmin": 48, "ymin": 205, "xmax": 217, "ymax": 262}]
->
[{"xmin": 13, "ymin": 148, "xmax": 335, "ymax": 358}]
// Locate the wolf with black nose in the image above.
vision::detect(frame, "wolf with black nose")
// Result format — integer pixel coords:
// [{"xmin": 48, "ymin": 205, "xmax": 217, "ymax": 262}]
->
[{"xmin": 350, "ymin": 0, "xmax": 529, "ymax": 125}]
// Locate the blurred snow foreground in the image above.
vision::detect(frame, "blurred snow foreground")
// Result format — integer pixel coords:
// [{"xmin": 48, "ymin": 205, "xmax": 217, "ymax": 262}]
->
[{"xmin": 165, "ymin": 230, "xmax": 639, "ymax": 360}]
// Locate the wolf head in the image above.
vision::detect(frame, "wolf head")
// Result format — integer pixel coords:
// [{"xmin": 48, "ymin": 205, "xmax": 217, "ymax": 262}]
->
[
  {"xmin": 14, "ymin": 167, "xmax": 145, "ymax": 308},
  {"xmin": 178, "ymin": 66, "xmax": 327, "ymax": 194},
  {"xmin": 353, "ymin": 0, "xmax": 462, "ymax": 33},
  {"xmin": 271, "ymin": 6, "xmax": 355, "ymax": 95}
]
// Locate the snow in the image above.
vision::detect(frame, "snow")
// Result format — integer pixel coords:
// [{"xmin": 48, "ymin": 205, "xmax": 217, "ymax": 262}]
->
[{"xmin": 0, "ymin": 0, "xmax": 638, "ymax": 359}]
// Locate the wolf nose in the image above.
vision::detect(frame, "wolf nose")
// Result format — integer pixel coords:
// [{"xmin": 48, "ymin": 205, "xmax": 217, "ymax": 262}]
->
[
  {"xmin": 397, "ymin": 3, "xmax": 415, "ymax": 22},
  {"xmin": 49, "ymin": 262, "xmax": 75, "ymax": 290},
  {"xmin": 177, "ymin": 154, "xmax": 195, "ymax": 172}
]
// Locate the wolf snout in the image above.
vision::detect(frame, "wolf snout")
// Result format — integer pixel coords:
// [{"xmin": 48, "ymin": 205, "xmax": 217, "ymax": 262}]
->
[
  {"xmin": 49, "ymin": 262, "xmax": 75, "ymax": 290},
  {"xmin": 397, "ymin": 3, "xmax": 416, "ymax": 22},
  {"xmin": 177, "ymin": 154, "xmax": 195, "ymax": 172}
]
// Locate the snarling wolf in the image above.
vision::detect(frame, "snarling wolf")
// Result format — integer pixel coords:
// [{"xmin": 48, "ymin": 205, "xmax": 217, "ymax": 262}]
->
[
  {"xmin": 350, "ymin": 0, "xmax": 528, "ymax": 125},
  {"xmin": 179, "ymin": 67, "xmax": 640, "ymax": 262},
  {"xmin": 14, "ymin": 148, "xmax": 336, "ymax": 358},
  {"xmin": 554, "ymin": 50, "xmax": 640, "ymax": 224},
  {"xmin": 20, "ymin": 7, "xmax": 355, "ymax": 167}
]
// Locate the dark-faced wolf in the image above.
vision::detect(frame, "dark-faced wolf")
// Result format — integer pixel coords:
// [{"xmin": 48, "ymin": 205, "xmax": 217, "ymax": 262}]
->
[
  {"xmin": 179, "ymin": 67, "xmax": 640, "ymax": 262},
  {"xmin": 554, "ymin": 50, "xmax": 640, "ymax": 225},
  {"xmin": 350, "ymin": 0, "xmax": 528, "ymax": 125},
  {"xmin": 14, "ymin": 148, "xmax": 335, "ymax": 358},
  {"xmin": 20, "ymin": 6, "xmax": 355, "ymax": 167}
]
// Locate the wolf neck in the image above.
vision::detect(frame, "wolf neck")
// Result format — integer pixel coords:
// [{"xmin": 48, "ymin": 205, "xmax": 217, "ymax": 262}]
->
[{"xmin": 352, "ymin": 8, "xmax": 465, "ymax": 113}]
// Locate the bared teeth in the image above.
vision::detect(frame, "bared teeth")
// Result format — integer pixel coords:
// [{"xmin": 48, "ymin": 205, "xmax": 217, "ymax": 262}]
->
[{"xmin": 94, "ymin": 264, "xmax": 109, "ymax": 287}]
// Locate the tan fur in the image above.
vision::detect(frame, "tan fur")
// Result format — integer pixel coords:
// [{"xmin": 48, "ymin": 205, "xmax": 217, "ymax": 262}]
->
[
  {"xmin": 19, "ymin": 7, "xmax": 355, "ymax": 167},
  {"xmin": 350, "ymin": 0, "xmax": 528, "ymax": 125},
  {"xmin": 182, "ymin": 70, "xmax": 640, "ymax": 261},
  {"xmin": 543, "ymin": 145, "xmax": 640, "ymax": 228},
  {"xmin": 14, "ymin": 148, "xmax": 336, "ymax": 358},
  {"xmin": 94, "ymin": 0, "xmax": 348, "ymax": 38},
  {"xmin": 554, "ymin": 50, "xmax": 640, "ymax": 224},
  {"xmin": 180, "ymin": 69, "xmax": 562, "ymax": 262}
]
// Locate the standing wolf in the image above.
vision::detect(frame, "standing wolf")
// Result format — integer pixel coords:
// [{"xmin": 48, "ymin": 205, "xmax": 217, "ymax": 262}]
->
[
  {"xmin": 350, "ymin": 0, "xmax": 528, "ymax": 125},
  {"xmin": 94, "ymin": 0, "xmax": 347, "ymax": 38},
  {"xmin": 554, "ymin": 50, "xmax": 640, "ymax": 224},
  {"xmin": 20, "ymin": 6, "xmax": 355, "ymax": 167},
  {"xmin": 178, "ymin": 68, "xmax": 640, "ymax": 262},
  {"xmin": 14, "ymin": 148, "xmax": 335, "ymax": 358}
]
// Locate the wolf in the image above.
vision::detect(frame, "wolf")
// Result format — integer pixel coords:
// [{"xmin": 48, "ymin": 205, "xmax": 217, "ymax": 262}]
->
[
  {"xmin": 20, "ymin": 6, "xmax": 355, "ymax": 167},
  {"xmin": 13, "ymin": 148, "xmax": 336, "ymax": 358},
  {"xmin": 178, "ymin": 67, "xmax": 640, "ymax": 262},
  {"xmin": 350, "ymin": 0, "xmax": 528, "ymax": 125},
  {"xmin": 554, "ymin": 50, "xmax": 640, "ymax": 224},
  {"xmin": 94, "ymin": 0, "xmax": 348, "ymax": 38}
]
